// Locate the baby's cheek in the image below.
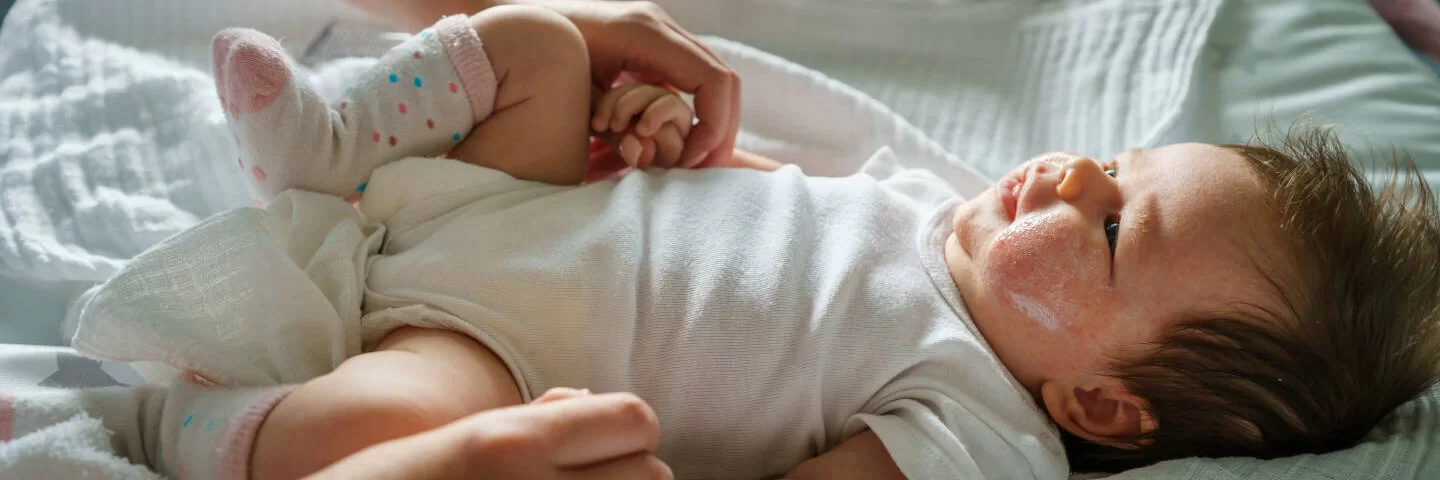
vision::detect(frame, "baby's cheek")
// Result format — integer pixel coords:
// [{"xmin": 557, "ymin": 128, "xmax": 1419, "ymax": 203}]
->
[{"xmin": 985, "ymin": 212, "xmax": 1096, "ymax": 331}]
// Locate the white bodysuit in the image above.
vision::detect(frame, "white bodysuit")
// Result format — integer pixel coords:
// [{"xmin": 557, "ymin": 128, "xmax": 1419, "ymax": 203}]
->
[{"xmin": 352, "ymin": 149, "xmax": 1066, "ymax": 479}]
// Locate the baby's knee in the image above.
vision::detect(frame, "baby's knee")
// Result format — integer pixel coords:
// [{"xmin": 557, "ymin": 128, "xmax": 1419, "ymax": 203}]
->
[{"xmin": 469, "ymin": 5, "xmax": 588, "ymax": 78}]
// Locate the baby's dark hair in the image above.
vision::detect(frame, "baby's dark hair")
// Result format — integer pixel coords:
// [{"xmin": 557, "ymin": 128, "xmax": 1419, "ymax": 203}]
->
[{"xmin": 1064, "ymin": 124, "xmax": 1440, "ymax": 472}]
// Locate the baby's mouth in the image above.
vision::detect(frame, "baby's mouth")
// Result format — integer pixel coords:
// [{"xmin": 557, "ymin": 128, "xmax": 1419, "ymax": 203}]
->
[{"xmin": 997, "ymin": 167, "xmax": 1026, "ymax": 222}]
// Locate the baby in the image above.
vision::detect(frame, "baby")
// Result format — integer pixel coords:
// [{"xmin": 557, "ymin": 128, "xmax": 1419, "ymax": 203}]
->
[{"xmin": 8, "ymin": 5, "xmax": 1440, "ymax": 480}]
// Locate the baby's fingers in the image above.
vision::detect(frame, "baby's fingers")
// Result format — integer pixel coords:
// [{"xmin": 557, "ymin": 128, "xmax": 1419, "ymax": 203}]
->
[
  {"xmin": 651, "ymin": 124, "xmax": 685, "ymax": 168},
  {"xmin": 593, "ymin": 84, "xmax": 642, "ymax": 133},
  {"xmin": 637, "ymin": 95, "xmax": 692, "ymax": 138},
  {"xmin": 610, "ymin": 86, "xmax": 671, "ymax": 133}
]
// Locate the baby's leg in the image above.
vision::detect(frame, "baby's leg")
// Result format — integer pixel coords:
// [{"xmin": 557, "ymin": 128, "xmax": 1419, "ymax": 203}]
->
[
  {"xmin": 213, "ymin": 14, "xmax": 497, "ymax": 202},
  {"xmin": 249, "ymin": 327, "xmax": 522, "ymax": 479},
  {"xmin": 444, "ymin": 6, "xmax": 593, "ymax": 185}
]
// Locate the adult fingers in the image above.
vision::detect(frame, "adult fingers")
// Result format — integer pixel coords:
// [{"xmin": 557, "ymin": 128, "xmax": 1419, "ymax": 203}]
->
[
  {"xmin": 526, "ymin": 392, "xmax": 662, "ymax": 468},
  {"xmin": 533, "ymin": 387, "xmax": 591, "ymax": 404},
  {"xmin": 562, "ymin": 452, "xmax": 673, "ymax": 480},
  {"xmin": 651, "ymin": 16, "xmax": 739, "ymax": 168},
  {"xmin": 610, "ymin": 86, "xmax": 670, "ymax": 133},
  {"xmin": 304, "ymin": 417, "xmax": 481, "ymax": 480},
  {"xmin": 651, "ymin": 32, "xmax": 737, "ymax": 169},
  {"xmin": 637, "ymin": 95, "xmax": 692, "ymax": 138},
  {"xmin": 314, "ymin": 392, "xmax": 660, "ymax": 480}
]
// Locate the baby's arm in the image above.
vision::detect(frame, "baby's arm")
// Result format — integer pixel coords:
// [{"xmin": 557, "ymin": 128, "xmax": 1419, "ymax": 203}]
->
[
  {"xmin": 787, "ymin": 430, "xmax": 906, "ymax": 480},
  {"xmin": 439, "ymin": 6, "xmax": 594, "ymax": 185}
]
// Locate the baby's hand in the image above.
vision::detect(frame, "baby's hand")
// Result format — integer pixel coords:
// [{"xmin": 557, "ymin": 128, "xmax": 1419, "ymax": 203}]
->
[{"xmin": 592, "ymin": 83, "xmax": 693, "ymax": 170}]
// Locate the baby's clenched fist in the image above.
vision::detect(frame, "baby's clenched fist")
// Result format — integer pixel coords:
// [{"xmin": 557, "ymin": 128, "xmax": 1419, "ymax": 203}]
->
[{"xmin": 592, "ymin": 83, "xmax": 693, "ymax": 170}]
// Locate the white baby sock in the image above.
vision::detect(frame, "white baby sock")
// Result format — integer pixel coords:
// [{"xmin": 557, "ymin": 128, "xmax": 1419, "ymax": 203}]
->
[
  {"xmin": 213, "ymin": 14, "xmax": 498, "ymax": 202},
  {"xmin": 1, "ymin": 380, "xmax": 294, "ymax": 480}
]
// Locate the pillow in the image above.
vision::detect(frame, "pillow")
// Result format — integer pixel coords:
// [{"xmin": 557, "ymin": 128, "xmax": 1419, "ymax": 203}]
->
[
  {"xmin": 1107, "ymin": 385, "xmax": 1440, "ymax": 479},
  {"xmin": 1183, "ymin": 0, "xmax": 1440, "ymax": 181}
]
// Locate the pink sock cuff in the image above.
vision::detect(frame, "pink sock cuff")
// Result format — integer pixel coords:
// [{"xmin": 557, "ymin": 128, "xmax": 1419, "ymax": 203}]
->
[
  {"xmin": 217, "ymin": 385, "xmax": 298, "ymax": 480},
  {"xmin": 435, "ymin": 15, "xmax": 498, "ymax": 124}
]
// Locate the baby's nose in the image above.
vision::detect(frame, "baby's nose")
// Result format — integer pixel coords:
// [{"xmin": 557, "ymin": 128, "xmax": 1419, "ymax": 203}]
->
[{"xmin": 1055, "ymin": 156, "xmax": 1109, "ymax": 203}]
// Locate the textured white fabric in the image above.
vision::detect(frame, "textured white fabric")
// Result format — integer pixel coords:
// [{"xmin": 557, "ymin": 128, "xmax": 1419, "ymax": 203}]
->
[
  {"xmin": 1, "ymin": 381, "xmax": 293, "ymax": 480},
  {"xmin": 657, "ymin": 0, "xmax": 1223, "ymax": 182},
  {"xmin": 70, "ymin": 191, "xmax": 382, "ymax": 387},
  {"xmin": 0, "ymin": 413, "xmax": 162, "ymax": 480}
]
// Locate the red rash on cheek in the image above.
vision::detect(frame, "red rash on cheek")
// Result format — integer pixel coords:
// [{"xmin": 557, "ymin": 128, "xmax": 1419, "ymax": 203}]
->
[{"xmin": 984, "ymin": 212, "xmax": 1106, "ymax": 335}]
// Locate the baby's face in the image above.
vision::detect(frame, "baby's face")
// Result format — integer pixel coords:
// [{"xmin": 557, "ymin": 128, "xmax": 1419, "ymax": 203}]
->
[{"xmin": 944, "ymin": 143, "xmax": 1284, "ymax": 395}]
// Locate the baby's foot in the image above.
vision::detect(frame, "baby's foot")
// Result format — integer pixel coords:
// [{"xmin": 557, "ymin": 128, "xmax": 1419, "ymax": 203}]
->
[{"xmin": 213, "ymin": 15, "xmax": 498, "ymax": 203}]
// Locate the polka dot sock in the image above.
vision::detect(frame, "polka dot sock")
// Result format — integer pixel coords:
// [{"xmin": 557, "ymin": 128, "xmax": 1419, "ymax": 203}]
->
[
  {"xmin": 0, "ymin": 380, "xmax": 294, "ymax": 480},
  {"xmin": 213, "ymin": 15, "xmax": 497, "ymax": 203}
]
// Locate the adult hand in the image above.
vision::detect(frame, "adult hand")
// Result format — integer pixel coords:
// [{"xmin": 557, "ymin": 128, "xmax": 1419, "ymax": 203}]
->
[
  {"xmin": 517, "ymin": 0, "xmax": 740, "ymax": 169},
  {"xmin": 305, "ymin": 388, "xmax": 671, "ymax": 480}
]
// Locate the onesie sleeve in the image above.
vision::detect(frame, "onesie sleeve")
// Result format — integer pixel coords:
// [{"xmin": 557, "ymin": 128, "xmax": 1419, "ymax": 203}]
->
[{"xmin": 843, "ymin": 385, "xmax": 1068, "ymax": 479}]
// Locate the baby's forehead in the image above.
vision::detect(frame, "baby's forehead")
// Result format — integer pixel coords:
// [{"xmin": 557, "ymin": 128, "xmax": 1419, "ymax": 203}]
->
[
  {"xmin": 1134, "ymin": 169, "xmax": 1293, "ymax": 321},
  {"xmin": 1151, "ymin": 216, "xmax": 1296, "ymax": 320}
]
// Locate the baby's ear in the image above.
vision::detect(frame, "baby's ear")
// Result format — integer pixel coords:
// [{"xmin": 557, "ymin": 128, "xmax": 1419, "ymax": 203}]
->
[{"xmin": 1040, "ymin": 377, "xmax": 1156, "ymax": 449}]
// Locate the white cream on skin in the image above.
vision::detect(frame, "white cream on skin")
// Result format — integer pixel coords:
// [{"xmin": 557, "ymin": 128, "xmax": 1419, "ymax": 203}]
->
[{"xmin": 1009, "ymin": 291, "xmax": 1060, "ymax": 330}]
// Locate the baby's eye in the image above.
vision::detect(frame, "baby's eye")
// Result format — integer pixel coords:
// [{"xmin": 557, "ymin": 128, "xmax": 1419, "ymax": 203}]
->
[
  {"xmin": 1104, "ymin": 216, "xmax": 1119, "ymax": 254},
  {"xmin": 1103, "ymin": 161, "xmax": 1119, "ymax": 255}
]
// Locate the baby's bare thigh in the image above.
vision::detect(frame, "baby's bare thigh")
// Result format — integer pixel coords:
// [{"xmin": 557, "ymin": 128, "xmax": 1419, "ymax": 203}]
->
[{"xmin": 447, "ymin": 5, "xmax": 592, "ymax": 185}]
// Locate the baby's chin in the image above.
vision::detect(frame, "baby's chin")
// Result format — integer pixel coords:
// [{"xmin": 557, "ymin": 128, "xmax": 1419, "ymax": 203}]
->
[{"xmin": 949, "ymin": 187, "xmax": 1005, "ymax": 253}]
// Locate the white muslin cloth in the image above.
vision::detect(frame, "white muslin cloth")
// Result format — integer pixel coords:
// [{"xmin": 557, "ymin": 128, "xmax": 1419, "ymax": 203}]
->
[{"xmin": 70, "ymin": 147, "xmax": 1067, "ymax": 479}]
